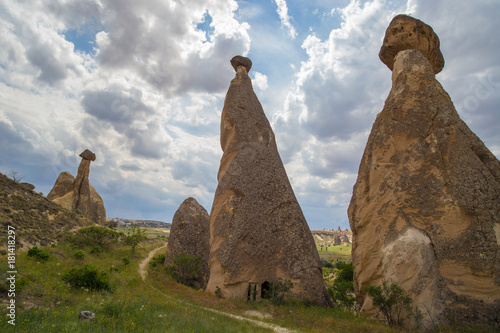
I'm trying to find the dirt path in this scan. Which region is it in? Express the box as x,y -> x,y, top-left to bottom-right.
139,243 -> 168,281
139,244 -> 295,333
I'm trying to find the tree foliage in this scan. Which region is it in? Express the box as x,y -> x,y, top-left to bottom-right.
365,280 -> 412,327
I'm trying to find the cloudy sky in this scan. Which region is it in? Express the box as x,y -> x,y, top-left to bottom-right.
1,0 -> 499,230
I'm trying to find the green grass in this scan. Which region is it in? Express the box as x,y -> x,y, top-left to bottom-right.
116,226 -> 169,239
0,240 -> 266,332
1,238 -> 495,332
317,245 -> 352,261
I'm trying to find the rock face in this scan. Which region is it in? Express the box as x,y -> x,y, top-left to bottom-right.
312,228 -> 352,247
379,15 -> 444,74
165,197 -> 210,289
205,56 -> 330,306
48,150 -> 106,224
349,24 -> 500,325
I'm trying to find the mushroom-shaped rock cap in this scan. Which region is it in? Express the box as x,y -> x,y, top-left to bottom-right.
379,15 -> 444,74
230,55 -> 252,73
79,149 -> 96,161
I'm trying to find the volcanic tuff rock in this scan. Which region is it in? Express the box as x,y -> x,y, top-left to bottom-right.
312,228 -> 352,247
379,14 -> 444,74
48,150 -> 106,224
205,56 -> 331,306
165,197 -> 210,289
349,31 -> 500,325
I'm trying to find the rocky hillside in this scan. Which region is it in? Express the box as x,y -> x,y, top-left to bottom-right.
311,227 -> 352,246
0,172 -> 92,249
108,217 -> 171,228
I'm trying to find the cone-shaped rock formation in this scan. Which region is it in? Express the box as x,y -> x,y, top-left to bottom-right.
165,197 -> 210,289
48,149 -> 106,224
349,15 -> 500,326
205,56 -> 330,306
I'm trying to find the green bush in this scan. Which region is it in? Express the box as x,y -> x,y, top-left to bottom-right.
149,254 -> 166,268
27,246 -> 51,262
364,280 -> 412,327
262,279 -> 294,305
90,246 -> 101,254
68,226 -> 120,249
122,257 -> 130,265
74,250 -> 85,260
101,300 -> 127,317
62,264 -> 112,291
327,261 -> 355,308
166,253 -> 202,288
124,223 -> 146,252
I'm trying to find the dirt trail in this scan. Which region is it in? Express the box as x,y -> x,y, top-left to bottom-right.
139,244 -> 294,333
139,243 -> 168,281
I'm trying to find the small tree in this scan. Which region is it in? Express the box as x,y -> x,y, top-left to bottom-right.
165,253 -> 202,288
365,280 -> 413,327
327,261 -> 355,308
8,170 -> 23,183
125,223 -> 146,252
262,279 -> 294,305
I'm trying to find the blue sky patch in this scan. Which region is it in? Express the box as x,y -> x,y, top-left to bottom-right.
196,11 -> 215,42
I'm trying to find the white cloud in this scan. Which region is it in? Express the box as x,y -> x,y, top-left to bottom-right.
274,0 -> 297,39
1,0 -> 499,230
252,71 -> 268,91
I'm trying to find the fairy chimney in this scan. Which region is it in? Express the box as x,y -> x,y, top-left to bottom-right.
349,15 -> 500,326
205,56 -> 331,306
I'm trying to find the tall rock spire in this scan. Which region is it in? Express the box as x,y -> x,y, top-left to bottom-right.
349,15 -> 500,326
206,56 -> 331,306
48,149 -> 106,225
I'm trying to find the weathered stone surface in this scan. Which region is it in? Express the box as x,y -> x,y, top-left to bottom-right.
78,311 -> 95,320
165,197 -> 210,289
349,49 -> 500,326
312,228 -> 352,247
230,55 -> 252,73
205,58 -> 331,306
79,149 -> 96,161
48,150 -> 106,224
379,14 -> 444,74
47,171 -> 74,200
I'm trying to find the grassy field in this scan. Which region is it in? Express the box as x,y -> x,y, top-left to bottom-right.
116,226 -> 169,239
317,245 -> 352,262
1,233 -> 495,332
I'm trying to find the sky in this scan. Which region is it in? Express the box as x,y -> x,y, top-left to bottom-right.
0,0 -> 499,230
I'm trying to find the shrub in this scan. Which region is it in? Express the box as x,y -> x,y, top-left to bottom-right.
166,253 -> 202,288
62,264 -> 112,291
322,259 -> 334,268
365,280 -> 412,327
262,279 -> 294,305
74,250 -> 85,260
122,257 -> 130,265
149,254 -> 166,268
101,300 -> 126,317
124,223 -> 146,252
215,286 -> 222,298
68,226 -> 120,249
27,246 -> 50,262
104,220 -> 118,230
90,246 -> 101,254
327,261 -> 355,308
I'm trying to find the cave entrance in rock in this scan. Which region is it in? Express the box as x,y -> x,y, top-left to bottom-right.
247,283 -> 257,301
261,281 -> 271,299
